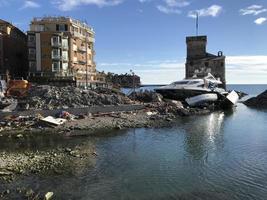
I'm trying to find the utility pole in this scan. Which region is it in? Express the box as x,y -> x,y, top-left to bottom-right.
130,69 -> 135,103
196,12 -> 199,36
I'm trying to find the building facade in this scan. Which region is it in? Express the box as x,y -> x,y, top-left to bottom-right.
27,17 -> 99,87
185,36 -> 226,87
0,19 -> 27,79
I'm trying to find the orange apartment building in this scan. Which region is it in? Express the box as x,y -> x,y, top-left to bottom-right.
27,16 -> 104,87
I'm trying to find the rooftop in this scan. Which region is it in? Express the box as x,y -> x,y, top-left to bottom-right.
32,16 -> 94,32
186,35 -> 207,42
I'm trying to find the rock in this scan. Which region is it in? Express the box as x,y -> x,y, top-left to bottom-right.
129,90 -> 163,103
165,99 -> 184,108
16,134 -> 23,138
166,118 -> 173,122
115,125 -> 122,130
25,188 -> 34,197
45,192 -> 54,200
244,90 -> 267,108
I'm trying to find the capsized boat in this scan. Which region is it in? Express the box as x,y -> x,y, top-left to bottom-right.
185,93 -> 218,107
154,73 -> 225,101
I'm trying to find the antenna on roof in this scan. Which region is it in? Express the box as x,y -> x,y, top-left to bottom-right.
196,12 -> 199,36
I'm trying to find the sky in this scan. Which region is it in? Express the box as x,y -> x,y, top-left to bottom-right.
0,0 -> 267,84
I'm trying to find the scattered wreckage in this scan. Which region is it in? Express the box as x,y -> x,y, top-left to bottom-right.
155,73 -> 239,108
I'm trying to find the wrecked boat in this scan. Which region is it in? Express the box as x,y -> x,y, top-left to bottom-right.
185,93 -> 218,107
219,90 -> 239,108
154,73 -> 225,101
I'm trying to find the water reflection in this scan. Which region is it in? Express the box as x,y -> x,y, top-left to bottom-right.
183,111 -> 232,160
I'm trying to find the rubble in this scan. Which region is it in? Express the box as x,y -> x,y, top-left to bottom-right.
17,85 -> 132,110
243,90 -> 267,108
128,90 -> 163,103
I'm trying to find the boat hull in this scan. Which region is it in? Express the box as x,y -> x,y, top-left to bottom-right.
154,88 -> 213,101
185,93 -> 218,106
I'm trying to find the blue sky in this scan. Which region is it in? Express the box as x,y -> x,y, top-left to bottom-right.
1,0 -> 267,84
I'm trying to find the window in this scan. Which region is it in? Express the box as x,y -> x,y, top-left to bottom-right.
52,62 -> 61,72
32,25 -> 44,32
56,24 -> 68,31
29,61 -> 36,70
172,81 -> 190,85
28,35 -> 35,42
62,38 -> 68,48
62,63 -> 68,70
28,48 -> 36,54
52,49 -> 60,59
51,36 -> 61,46
62,51 -> 68,60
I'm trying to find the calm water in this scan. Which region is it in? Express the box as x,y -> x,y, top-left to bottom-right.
1,85 -> 267,200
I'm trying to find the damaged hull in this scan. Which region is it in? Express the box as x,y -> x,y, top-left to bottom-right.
154,88 -> 214,101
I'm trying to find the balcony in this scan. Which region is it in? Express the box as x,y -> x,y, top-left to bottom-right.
62,44 -> 69,50
73,32 -> 85,39
28,54 -> 36,60
62,56 -> 69,62
28,41 -> 36,47
73,57 -> 78,63
51,42 -> 62,47
73,45 -> 77,51
78,60 -> 86,65
78,46 -> 86,52
88,37 -> 95,43
51,55 -> 61,60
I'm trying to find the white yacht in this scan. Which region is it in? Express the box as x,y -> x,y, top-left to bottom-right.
154,73 -> 226,101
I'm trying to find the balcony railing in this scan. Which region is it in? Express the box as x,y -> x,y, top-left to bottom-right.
28,41 -> 36,47
51,42 -> 62,47
51,55 -> 61,60
28,54 -> 36,60
62,44 -> 69,50
78,60 -> 86,65
62,56 -> 69,62
87,37 -> 95,43
78,46 -> 86,52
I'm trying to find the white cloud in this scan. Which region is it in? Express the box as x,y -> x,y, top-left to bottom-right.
52,0 -> 124,11
157,5 -> 181,14
99,56 -> 267,84
20,0 -> 40,9
226,55 -> 267,84
155,0 -> 190,15
164,0 -> 190,8
188,5 -> 222,18
254,17 -> 267,25
240,5 -> 267,16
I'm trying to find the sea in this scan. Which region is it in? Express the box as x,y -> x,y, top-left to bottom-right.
1,84 -> 267,200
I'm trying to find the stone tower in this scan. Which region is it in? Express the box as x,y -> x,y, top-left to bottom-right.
186,36 -> 207,60
185,35 -> 226,88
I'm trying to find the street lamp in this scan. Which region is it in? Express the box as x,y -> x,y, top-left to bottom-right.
130,69 -> 135,103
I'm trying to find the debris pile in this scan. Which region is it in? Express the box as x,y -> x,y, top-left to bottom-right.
244,90 -> 267,108
128,90 -> 163,103
18,85 -> 132,110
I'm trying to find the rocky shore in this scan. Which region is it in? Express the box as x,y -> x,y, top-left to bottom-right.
0,86 -> 237,198
0,138 -> 96,199
243,90 -> 267,109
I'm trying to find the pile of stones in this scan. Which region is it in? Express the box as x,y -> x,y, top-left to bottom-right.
18,85 -> 132,110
